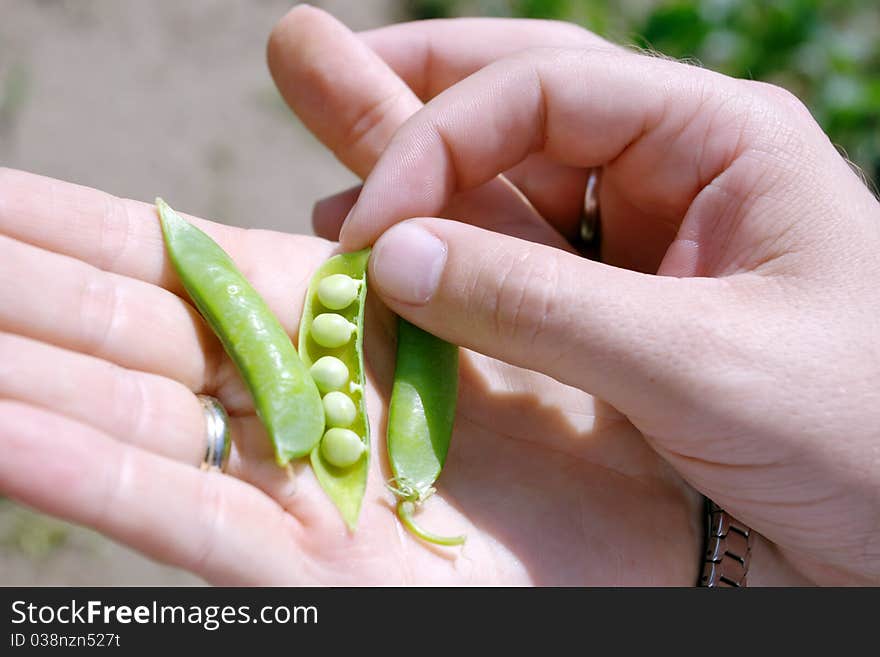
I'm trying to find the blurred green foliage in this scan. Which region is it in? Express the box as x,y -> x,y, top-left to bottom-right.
0,498 -> 69,559
404,0 -> 880,192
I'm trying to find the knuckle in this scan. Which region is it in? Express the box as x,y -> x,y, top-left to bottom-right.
188,476 -> 227,576
79,269 -> 121,357
743,81 -> 817,148
339,87 -> 406,156
711,80 -> 818,176
95,445 -> 135,531
478,245 -> 560,351
110,368 -> 149,448
746,80 -> 811,117
98,196 -> 134,272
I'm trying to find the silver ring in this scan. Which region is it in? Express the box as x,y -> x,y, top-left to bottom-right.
579,168 -> 601,244
197,394 -> 231,473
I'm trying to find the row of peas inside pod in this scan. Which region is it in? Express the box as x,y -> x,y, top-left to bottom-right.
298,250 -> 372,530
310,273 -> 367,468
301,250 -> 464,544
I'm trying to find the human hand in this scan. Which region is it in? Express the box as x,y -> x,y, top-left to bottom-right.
0,8 -> 709,586
267,7 -> 708,584
315,10 -> 880,584
0,161 -> 703,584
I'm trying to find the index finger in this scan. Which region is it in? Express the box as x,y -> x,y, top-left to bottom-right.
338,47 -> 787,250
266,5 -> 568,249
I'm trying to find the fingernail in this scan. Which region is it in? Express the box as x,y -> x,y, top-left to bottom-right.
371,222 -> 446,305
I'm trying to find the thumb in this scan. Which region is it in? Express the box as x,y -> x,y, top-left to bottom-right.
369,218 -> 733,420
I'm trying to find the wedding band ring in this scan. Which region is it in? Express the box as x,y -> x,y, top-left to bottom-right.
197,394 -> 231,473
580,168 -> 601,244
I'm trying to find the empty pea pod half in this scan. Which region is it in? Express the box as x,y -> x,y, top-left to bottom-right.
387,318 -> 465,546
298,249 -> 371,530
156,199 -> 325,465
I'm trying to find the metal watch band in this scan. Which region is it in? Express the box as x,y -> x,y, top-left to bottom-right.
700,499 -> 752,587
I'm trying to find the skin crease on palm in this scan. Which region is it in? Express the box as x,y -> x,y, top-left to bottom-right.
0,7 -> 878,586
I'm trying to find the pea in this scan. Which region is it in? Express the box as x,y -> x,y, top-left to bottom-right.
299,249 -> 371,530
317,274 -> 360,310
323,391 -> 357,428
310,356 -> 349,393
311,313 -> 357,348
320,428 -> 366,468
386,319 -> 465,546
156,199 -> 324,465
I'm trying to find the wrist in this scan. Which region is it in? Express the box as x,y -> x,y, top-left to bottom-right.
745,533 -> 815,586
756,540 -> 880,586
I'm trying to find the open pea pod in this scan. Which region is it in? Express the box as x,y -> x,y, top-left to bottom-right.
157,199 -> 324,465
299,249 -> 371,530
387,318 -> 464,546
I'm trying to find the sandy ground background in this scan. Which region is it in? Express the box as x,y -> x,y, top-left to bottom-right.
0,0 -> 397,586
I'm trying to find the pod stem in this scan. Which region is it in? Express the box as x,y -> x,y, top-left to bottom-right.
396,500 -> 466,547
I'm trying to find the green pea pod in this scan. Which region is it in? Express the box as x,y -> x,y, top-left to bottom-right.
299,249 -> 371,530
387,318 -> 464,546
157,199 -> 324,465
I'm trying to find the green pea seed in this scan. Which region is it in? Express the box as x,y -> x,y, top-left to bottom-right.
321,428 -> 365,468
317,274 -> 360,310
323,391 -> 357,428
310,356 -> 349,393
299,249 -> 371,530
311,313 -> 357,348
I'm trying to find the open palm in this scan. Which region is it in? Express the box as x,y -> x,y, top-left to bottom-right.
0,166 -> 699,585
